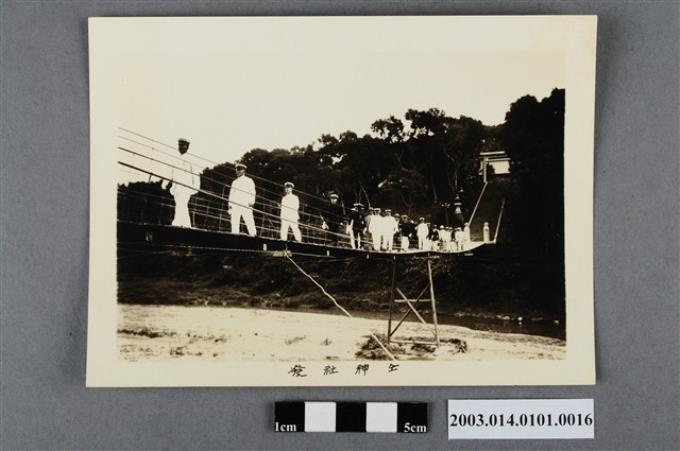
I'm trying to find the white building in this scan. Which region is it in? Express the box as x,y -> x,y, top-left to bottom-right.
479,150 -> 510,182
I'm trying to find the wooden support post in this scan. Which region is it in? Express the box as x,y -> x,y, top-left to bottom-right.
386,256 -> 440,347
387,257 -> 397,344
396,287 -> 437,341
427,258 -> 440,346
388,309 -> 412,338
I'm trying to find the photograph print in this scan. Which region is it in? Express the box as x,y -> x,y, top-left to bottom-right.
87,16 -> 597,386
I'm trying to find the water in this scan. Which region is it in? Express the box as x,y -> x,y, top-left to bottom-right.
436,313 -> 564,340
265,306 -> 564,340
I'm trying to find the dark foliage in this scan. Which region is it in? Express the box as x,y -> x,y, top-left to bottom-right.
117,181 -> 175,225
500,88 -> 565,308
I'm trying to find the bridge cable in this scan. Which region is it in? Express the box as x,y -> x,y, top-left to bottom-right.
117,145 -> 346,223
118,126 -> 333,204
284,253 -> 396,361
118,160 -> 351,240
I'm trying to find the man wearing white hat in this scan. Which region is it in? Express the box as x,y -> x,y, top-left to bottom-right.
280,182 -> 302,242
382,209 -> 398,251
321,193 -> 345,246
228,163 -> 257,236
454,227 -> 464,251
368,208 -> 382,251
348,203 -> 366,249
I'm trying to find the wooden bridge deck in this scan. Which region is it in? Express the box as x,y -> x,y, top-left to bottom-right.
118,221 -> 487,260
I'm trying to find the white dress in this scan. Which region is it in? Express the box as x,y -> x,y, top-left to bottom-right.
170,160 -> 197,228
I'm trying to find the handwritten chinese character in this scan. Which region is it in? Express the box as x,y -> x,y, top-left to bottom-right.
323,365 -> 338,376
388,363 -> 399,372
288,364 -> 307,377
355,364 -> 369,375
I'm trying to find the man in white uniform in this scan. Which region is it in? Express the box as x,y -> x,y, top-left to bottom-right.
454,227 -> 464,251
166,138 -> 197,228
416,217 -> 429,250
368,208 -> 382,251
280,181 -> 302,242
382,209 -> 398,251
439,225 -> 450,250
228,163 -> 257,236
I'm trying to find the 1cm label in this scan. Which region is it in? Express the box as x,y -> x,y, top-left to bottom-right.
275,422 -> 298,432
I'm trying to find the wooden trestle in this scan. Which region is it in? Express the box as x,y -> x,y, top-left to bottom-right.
387,256 -> 441,347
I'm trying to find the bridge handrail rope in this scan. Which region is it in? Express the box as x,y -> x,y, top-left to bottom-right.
118,126 -> 334,205
118,146 -> 344,222
493,199 -> 505,243
467,181 -> 487,225
119,160 -> 352,241
117,146 -> 349,226
117,145 -> 347,223
118,187 -> 414,252
117,179 -> 330,229
118,179 -> 441,253
119,135 -> 343,221
284,254 -> 396,361
117,190 -> 347,246
117,177 -> 351,246
118,190 -> 337,245
118,188 -> 411,251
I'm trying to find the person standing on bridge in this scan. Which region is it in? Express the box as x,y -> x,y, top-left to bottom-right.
165,138 -> 197,228
439,225 -> 450,250
228,163 -> 257,236
454,227 -> 464,251
348,203 -> 366,249
430,225 -> 440,250
382,209 -> 398,251
399,214 -> 412,251
368,207 -> 382,250
279,182 -> 301,242
321,193 -> 345,246
416,217 -> 429,250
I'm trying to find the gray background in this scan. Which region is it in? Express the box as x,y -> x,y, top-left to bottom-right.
1,0 -> 678,449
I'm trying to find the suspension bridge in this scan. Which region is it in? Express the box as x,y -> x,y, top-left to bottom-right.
115,127 -> 507,357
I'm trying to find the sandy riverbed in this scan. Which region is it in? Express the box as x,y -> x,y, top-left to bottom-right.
118,304 -> 565,362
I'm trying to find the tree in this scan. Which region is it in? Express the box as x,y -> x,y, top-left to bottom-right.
371,116 -> 405,143
502,88 -> 565,257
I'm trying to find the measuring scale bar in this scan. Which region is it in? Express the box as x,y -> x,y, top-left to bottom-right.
275,401 -> 427,433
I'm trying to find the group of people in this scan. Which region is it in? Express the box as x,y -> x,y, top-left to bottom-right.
348,207 -> 474,252
164,138 -> 479,252
425,223 -> 473,252
289,197 -> 476,253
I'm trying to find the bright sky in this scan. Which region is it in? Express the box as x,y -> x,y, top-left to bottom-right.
102,18 -> 564,168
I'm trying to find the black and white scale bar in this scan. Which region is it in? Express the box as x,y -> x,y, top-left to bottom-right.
275,402 -> 427,433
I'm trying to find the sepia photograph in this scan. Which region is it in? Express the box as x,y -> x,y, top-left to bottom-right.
87,16 -> 596,386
